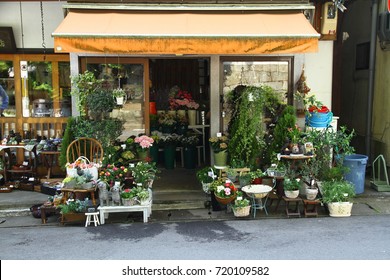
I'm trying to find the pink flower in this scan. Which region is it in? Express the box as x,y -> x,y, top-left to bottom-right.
224,188 -> 231,196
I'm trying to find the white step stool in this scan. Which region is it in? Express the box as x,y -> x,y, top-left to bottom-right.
85,212 -> 100,227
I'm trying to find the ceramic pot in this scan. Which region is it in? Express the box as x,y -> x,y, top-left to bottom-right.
285,190 -> 299,199
213,151 -> 227,167
306,188 -> 318,200
327,202 -> 353,217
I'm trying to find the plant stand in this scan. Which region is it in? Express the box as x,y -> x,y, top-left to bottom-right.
283,196 -> 302,218
371,154 -> 390,192
303,199 -> 321,218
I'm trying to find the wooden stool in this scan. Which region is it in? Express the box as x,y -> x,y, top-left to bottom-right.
283,196 -> 302,218
85,212 -> 100,227
303,199 -> 321,217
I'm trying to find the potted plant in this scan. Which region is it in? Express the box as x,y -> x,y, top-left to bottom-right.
209,134 -> 228,167
134,134 -> 154,161
249,169 -> 266,184
129,161 -> 159,188
225,167 -> 238,182
283,177 -> 301,199
113,88 -> 126,105
213,180 -> 237,205
196,166 -> 216,194
120,188 -> 138,206
180,134 -> 199,169
134,186 -> 150,205
232,191 -> 251,217
57,198 -> 88,223
158,112 -> 177,133
159,133 -> 180,169
321,180 -> 355,217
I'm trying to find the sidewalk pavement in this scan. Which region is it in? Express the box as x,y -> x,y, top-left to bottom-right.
0,179 -> 389,228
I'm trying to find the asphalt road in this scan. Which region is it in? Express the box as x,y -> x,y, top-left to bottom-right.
1,215 -> 389,260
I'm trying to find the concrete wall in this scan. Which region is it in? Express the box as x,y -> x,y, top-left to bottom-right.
0,1 -> 64,49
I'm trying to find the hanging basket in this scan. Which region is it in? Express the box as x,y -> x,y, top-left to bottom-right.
233,205 -> 251,217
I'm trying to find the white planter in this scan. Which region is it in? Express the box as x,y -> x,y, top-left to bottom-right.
285,190 -> 299,199
116,96 -> 124,105
306,188 -> 318,200
327,202 -> 353,217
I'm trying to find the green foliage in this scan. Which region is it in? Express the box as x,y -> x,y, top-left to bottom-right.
269,105 -> 296,155
86,89 -> 115,120
196,166 -> 216,183
321,180 -> 355,203
57,199 -> 88,214
70,70 -> 103,115
283,178 -> 301,191
71,117 -> 124,150
59,117 -> 75,169
227,86 -> 268,168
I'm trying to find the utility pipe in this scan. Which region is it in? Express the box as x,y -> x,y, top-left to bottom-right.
366,0 -> 378,162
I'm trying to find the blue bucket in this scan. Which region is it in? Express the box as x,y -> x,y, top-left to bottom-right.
343,154 -> 368,194
306,111 -> 333,127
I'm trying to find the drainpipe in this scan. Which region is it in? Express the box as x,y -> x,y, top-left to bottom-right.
366,0 -> 378,161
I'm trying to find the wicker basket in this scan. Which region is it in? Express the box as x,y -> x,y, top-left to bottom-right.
214,194 -> 237,205
233,205 -> 251,217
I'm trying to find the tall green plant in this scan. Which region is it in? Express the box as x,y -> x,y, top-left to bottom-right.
269,105 -> 296,155
59,117 -> 75,169
227,86 -> 267,168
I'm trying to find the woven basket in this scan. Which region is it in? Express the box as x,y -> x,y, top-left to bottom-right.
214,194 -> 237,205
233,205 -> 251,217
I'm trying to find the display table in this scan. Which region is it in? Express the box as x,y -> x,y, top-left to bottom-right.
61,186 -> 97,206
283,196 -> 302,218
242,184 -> 273,218
98,201 -> 152,224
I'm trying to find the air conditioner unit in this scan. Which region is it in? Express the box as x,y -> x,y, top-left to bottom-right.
378,11 -> 390,42
321,2 -> 338,35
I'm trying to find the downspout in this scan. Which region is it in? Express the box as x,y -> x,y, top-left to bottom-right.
366,0 -> 378,161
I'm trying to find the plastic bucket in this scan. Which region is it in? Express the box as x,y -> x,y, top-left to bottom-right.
306,111 -> 333,128
343,154 -> 368,194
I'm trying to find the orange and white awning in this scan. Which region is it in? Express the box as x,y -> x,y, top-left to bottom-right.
53,10 -> 320,55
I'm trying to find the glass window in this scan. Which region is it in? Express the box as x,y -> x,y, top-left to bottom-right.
21,60 -> 71,118
222,59 -> 292,132
0,60 -> 16,117
84,61 -> 145,138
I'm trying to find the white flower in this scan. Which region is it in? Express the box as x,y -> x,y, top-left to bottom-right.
216,185 -> 224,192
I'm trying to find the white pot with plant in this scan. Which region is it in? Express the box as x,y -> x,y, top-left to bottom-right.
283,178 -> 300,199
321,180 -> 355,217
113,88 -> 126,105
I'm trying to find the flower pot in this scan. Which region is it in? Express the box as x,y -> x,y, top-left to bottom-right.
177,110 -> 186,117
214,193 -> 237,205
233,205 -> 251,217
163,144 -> 176,169
188,109 -> 197,125
149,145 -> 159,163
327,202 -> 353,217
210,191 -> 226,211
137,150 -> 149,161
306,188 -> 318,200
116,96 -> 124,105
183,146 -> 196,169
213,151 -> 227,167
284,190 -> 299,199
122,197 -> 138,206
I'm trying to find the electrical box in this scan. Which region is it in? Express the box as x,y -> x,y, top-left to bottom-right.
321,2 -> 338,35
378,11 -> 390,42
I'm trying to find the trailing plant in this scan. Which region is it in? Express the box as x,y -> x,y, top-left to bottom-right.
70,70 -> 103,116
227,85 -> 267,168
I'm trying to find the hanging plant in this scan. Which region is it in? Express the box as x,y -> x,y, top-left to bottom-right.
227,86 -> 267,168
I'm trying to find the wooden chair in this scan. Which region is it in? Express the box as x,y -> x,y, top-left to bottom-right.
66,137 -> 104,164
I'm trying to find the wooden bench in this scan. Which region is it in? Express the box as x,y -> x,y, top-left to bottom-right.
98,201 -> 152,224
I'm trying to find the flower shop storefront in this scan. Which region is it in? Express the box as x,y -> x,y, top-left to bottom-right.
53,7 -> 319,147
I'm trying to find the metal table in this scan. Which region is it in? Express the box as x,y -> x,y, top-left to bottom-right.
242,184 -> 273,218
